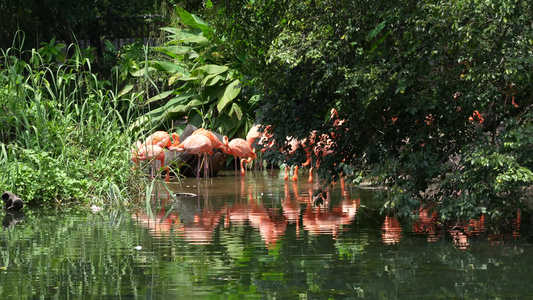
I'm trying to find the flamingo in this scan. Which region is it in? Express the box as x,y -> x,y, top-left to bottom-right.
144,131 -> 172,148
192,128 -> 225,150
142,131 -> 179,179
131,142 -> 170,182
170,134 -> 213,179
246,124 -> 265,147
247,124 -> 276,173
284,136 -> 303,182
223,136 -> 257,175
191,128 -> 227,177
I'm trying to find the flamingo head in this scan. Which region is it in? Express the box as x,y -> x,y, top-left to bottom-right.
222,136 -> 230,153
170,133 -> 180,147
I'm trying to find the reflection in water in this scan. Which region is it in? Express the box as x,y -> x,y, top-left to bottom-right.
176,208 -> 224,244
410,206 -> 523,250
133,173 -> 361,247
303,193 -> 359,237
132,173 -> 525,254
2,210 -> 24,230
382,216 -> 402,245
412,205 -> 441,242
1,170 -> 532,299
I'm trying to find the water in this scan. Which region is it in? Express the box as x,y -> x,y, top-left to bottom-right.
0,169 -> 532,299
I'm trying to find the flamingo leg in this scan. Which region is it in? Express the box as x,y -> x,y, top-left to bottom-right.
291,165 -> 299,182
241,157 -> 253,176
204,153 -> 208,179
197,154 -> 201,180
159,157 -> 169,182
240,158 -> 246,176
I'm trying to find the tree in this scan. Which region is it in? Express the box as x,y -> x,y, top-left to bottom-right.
207,0 -> 533,220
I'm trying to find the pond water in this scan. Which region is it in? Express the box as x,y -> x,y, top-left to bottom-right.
1,169 -> 532,299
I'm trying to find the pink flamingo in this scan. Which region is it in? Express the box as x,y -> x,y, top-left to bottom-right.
191,128 -> 226,177
302,131 -> 335,183
246,124 -> 275,151
131,142 -> 170,182
192,128 -> 225,151
170,134 -> 213,179
144,131 -> 173,148
284,137 -> 304,182
247,124 -> 276,173
223,136 -> 257,175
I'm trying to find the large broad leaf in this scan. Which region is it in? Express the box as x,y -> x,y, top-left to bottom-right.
216,79 -> 241,112
132,93 -> 200,129
229,102 -> 243,120
164,91 -> 197,107
117,84 -> 134,98
178,74 -> 199,82
193,64 -> 229,75
161,27 -> 181,35
366,21 -> 386,41
152,61 -> 187,74
176,6 -> 214,39
153,45 -> 191,57
145,90 -> 175,105
202,74 -> 224,86
161,27 -> 209,47
165,98 -> 206,115
179,35 -> 209,47
129,108 -> 167,131
131,67 -> 157,77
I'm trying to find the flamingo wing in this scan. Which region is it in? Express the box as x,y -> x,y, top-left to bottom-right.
145,131 -> 171,148
172,135 -> 213,155
192,128 -> 224,149
229,139 -> 257,159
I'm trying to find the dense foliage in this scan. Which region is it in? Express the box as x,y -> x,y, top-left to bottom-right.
126,7 -> 259,138
0,38 -> 144,205
202,0 -> 533,220
1,0 -> 532,220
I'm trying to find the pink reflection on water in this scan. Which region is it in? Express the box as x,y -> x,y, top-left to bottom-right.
176,208 -> 224,245
382,216 -> 402,245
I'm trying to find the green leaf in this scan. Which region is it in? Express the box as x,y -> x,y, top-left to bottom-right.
130,67 -> 157,77
117,84 -> 134,98
193,64 -> 229,75
202,74 -> 224,86
153,45 -> 191,57
146,90 -> 175,105
161,27 -> 209,46
179,35 -> 209,47
164,91 -> 197,107
217,79 -> 241,112
152,60 -> 187,74
366,21 -> 386,41
230,103 -> 243,120
176,6 -> 214,39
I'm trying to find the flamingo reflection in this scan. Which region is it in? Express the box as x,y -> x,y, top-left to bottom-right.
412,206 -> 441,242
176,208 -> 224,245
302,188 -> 359,237
382,216 -> 402,245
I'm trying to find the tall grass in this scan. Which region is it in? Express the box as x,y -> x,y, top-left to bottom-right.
0,37 -> 149,206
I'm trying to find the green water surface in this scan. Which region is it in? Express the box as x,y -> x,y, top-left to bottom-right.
0,170 -> 531,299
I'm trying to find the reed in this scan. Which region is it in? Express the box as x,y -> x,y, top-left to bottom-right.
0,38 -> 156,206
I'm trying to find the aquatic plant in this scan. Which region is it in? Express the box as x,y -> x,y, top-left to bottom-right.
0,34 -> 149,206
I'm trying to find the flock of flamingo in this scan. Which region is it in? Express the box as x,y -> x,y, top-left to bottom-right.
130,127 -> 257,180
130,109 -> 344,182
133,180 -> 522,249
134,180 -> 360,248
